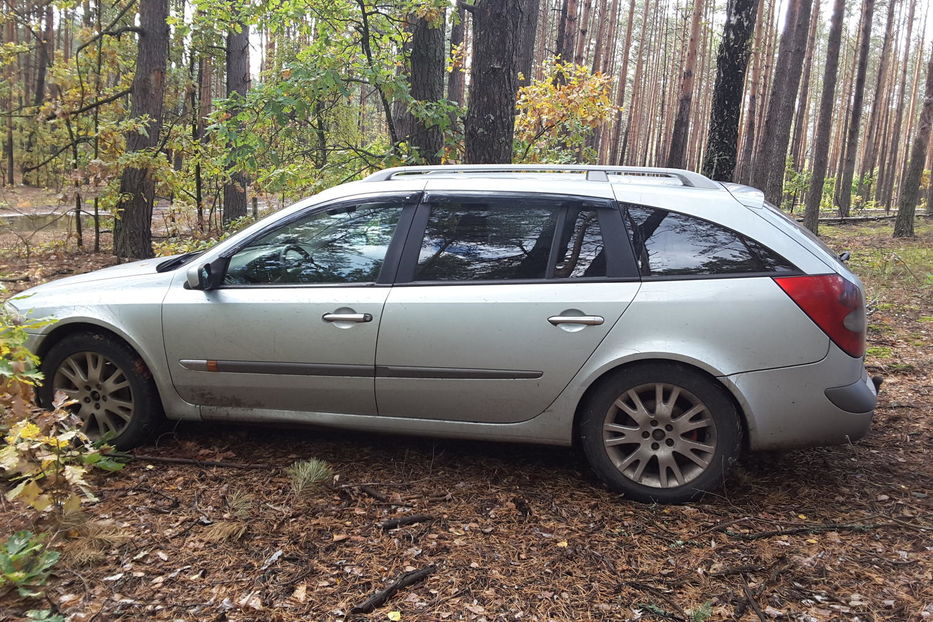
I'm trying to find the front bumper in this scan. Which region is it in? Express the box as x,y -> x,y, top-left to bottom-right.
721,347 -> 876,451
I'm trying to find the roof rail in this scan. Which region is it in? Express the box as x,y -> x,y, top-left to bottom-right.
362,165 -> 721,190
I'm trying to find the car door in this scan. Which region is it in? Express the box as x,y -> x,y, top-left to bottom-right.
161,193 -> 417,416
375,191 -> 641,423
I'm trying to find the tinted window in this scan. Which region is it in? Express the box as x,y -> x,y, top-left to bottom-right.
414,198 -> 561,281
554,207 -> 606,278
622,204 -> 796,276
225,201 -> 403,285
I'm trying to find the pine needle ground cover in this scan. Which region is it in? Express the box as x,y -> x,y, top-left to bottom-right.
0,221 -> 930,621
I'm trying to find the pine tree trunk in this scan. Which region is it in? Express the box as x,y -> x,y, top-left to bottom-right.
790,0 -> 819,170
33,4 -> 53,107
666,0 -> 704,168
516,0 -> 540,85
893,45 -> 933,238
750,0 -> 812,204
836,0 -> 875,217
113,0 -> 169,259
858,0 -> 898,201
464,0 -> 525,164
575,0 -> 593,65
409,14 -> 445,164
701,0 -> 759,181
4,16 -> 14,185
802,0 -> 846,233
733,0 -> 766,184
879,0 -> 916,209
223,17 -> 250,225
448,5 -> 466,107
555,0 -> 578,63
608,0 -> 636,165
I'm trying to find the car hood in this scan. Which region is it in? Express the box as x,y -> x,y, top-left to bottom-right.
35,256 -> 175,289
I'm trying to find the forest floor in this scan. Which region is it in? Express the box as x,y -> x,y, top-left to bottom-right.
0,221 -> 931,622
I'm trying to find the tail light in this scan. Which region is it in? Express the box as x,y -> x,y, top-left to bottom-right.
773,274 -> 866,358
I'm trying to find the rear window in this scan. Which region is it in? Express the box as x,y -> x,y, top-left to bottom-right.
622,203 -> 797,277
762,201 -> 847,272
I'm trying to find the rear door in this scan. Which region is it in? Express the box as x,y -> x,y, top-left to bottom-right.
375,191 -> 641,423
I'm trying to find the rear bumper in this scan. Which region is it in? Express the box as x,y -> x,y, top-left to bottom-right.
825,369 -> 878,414
721,347 -> 876,451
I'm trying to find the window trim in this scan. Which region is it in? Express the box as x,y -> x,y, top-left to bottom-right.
216,192 -> 421,289
393,191 -> 635,285
617,201 -> 801,279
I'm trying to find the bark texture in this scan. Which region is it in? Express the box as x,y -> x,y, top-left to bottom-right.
836,0 -> 875,217
409,14 -> 445,164
802,0 -> 846,234
701,0 -> 758,181
893,46 -> 933,238
464,0 -> 525,164
666,0 -> 704,168
223,18 -> 250,225
113,0 -> 169,259
447,6 -> 465,107
751,0 -> 812,204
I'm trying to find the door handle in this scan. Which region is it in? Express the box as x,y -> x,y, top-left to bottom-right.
548,315 -> 604,326
323,312 -> 373,323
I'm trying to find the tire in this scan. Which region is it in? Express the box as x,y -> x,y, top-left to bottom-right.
38,332 -> 163,449
578,362 -> 742,504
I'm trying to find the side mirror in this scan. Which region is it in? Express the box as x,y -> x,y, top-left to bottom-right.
185,258 -> 228,291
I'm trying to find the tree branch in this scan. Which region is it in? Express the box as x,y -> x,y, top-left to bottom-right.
47,88 -> 132,120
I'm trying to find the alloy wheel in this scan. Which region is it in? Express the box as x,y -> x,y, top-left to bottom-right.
53,351 -> 135,439
602,382 -> 717,488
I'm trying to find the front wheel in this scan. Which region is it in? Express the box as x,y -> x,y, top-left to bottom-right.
578,363 -> 742,503
39,333 -> 162,449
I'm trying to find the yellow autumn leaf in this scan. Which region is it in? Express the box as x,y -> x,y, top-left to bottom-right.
6,420 -> 42,443
556,540 -> 569,548
387,611 -> 402,621
63,493 -> 82,514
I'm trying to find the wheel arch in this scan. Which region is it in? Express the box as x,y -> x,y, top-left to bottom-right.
36,320 -> 160,406
571,357 -> 751,450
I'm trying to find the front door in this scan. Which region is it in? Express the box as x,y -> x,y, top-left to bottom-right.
162,195 -> 414,415
375,192 -> 640,423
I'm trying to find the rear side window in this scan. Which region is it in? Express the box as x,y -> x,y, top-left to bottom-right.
554,206 -> 606,278
414,199 -> 559,281
412,196 -> 611,282
621,204 -> 796,277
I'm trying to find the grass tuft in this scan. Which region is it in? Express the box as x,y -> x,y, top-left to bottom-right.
286,458 -> 334,497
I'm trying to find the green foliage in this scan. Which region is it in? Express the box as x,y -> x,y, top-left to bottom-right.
1,408 -> 125,516
0,531 -> 60,598
820,176 -> 837,212
1,306 -> 125,517
691,601 -> 714,622
514,58 -> 615,163
25,611 -> 65,622
0,306 -> 47,392
286,458 -> 334,496
782,158 -> 810,212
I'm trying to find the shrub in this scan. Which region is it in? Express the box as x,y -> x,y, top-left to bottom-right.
0,531 -> 59,598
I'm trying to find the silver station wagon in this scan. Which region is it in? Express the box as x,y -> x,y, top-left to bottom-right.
7,165 -> 877,503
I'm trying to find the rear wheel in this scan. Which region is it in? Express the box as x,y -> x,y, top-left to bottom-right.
39,333 -> 162,449
578,363 -> 742,503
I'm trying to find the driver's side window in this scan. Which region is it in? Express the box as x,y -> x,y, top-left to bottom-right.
224,200 -> 404,285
